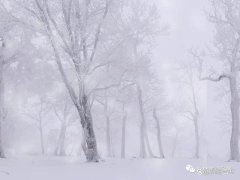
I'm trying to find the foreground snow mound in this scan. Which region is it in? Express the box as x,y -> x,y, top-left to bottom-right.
0,157 -> 239,180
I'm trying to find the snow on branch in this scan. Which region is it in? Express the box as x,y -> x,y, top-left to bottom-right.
190,50 -> 231,82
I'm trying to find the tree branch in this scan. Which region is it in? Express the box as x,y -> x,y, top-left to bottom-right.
190,50 -> 231,82
34,0 -> 79,108
88,0 -> 111,63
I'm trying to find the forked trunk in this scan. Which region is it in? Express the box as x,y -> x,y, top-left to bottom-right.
45,28 -> 99,162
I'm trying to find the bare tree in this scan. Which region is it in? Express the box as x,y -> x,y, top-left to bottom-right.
188,73 -> 200,159
52,98 -> 75,156
117,1 -> 167,158
0,4 -> 14,158
17,0 -> 113,161
191,0 -> 240,161
177,61 -> 200,158
0,35 -> 18,158
94,90 -> 114,157
25,98 -> 50,154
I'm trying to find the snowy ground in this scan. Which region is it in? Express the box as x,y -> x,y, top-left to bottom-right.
0,157 -> 239,180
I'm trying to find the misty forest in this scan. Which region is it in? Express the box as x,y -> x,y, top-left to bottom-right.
0,0 -> 240,179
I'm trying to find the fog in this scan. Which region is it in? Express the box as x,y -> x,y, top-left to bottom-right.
0,0 -> 239,179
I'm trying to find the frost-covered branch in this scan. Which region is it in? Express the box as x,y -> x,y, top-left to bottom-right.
190,50 -> 231,82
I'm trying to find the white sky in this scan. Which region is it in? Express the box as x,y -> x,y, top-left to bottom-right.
155,0 -> 213,62
150,0 -> 213,103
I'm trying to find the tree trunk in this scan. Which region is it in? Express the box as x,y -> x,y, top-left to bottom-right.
136,84 -> 154,158
0,55 -> 5,158
54,102 -> 68,156
105,113 -> 112,157
59,126 -> 67,156
39,120 -> 45,155
229,71 -> 239,161
139,120 -> 146,158
45,26 -> 99,162
104,94 -> 113,157
153,109 -> 164,158
172,130 -> 179,157
121,112 -> 127,158
193,115 -> 199,158
55,124 -> 67,156
190,84 -> 200,159
144,129 -> 154,157
79,94 -> 99,162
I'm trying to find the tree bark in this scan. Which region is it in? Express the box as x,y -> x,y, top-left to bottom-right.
79,94 -> 99,162
153,109 -> 164,158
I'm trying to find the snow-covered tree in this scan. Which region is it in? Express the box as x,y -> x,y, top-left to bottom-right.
0,5 -> 21,158
14,0 -> 116,161
192,0 -> 240,161
112,1 -> 167,158
176,60 -> 201,158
